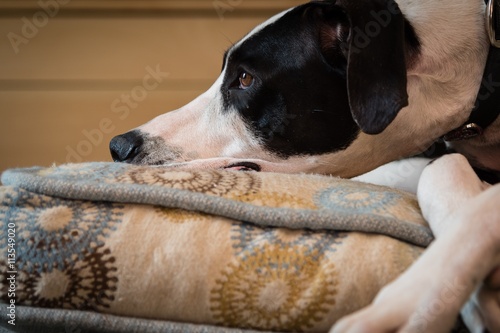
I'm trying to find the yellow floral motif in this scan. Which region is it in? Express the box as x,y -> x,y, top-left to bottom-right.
210,244 -> 337,331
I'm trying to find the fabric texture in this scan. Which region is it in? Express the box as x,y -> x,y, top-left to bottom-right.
0,304 -> 269,333
0,163 -> 431,332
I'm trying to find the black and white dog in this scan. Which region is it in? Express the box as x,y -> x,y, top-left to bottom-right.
110,0 -> 500,332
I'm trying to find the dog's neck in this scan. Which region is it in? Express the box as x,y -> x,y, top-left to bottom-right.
444,0 -> 500,142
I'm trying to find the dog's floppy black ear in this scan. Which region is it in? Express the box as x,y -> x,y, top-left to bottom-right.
328,0 -> 409,134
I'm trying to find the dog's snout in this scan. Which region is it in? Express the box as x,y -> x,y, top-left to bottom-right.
109,130 -> 143,162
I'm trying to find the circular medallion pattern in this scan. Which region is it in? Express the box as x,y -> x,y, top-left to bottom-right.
210,244 -> 338,331
117,168 -> 261,198
316,182 -> 401,214
0,188 -> 123,273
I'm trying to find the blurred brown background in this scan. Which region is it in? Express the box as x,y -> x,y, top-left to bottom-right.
0,0 -> 303,174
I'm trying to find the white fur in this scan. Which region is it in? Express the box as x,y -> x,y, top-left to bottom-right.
136,0 -> 496,180
138,75 -> 262,162
353,157 -> 431,193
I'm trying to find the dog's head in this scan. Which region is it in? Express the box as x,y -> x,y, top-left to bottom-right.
110,0 -> 423,177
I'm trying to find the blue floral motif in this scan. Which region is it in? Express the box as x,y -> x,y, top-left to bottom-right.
315,183 -> 401,215
231,222 -> 347,261
0,187 -> 123,274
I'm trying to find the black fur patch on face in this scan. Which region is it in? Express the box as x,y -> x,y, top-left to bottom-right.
220,3 -> 359,158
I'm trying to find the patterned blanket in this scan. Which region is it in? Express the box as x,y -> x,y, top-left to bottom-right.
0,163 -> 431,332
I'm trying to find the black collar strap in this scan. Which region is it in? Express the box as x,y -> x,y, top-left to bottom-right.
444,0 -> 500,141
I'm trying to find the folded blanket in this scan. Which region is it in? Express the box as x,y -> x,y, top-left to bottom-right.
0,163 -> 431,332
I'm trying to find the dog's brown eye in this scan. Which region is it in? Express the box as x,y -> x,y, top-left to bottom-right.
239,72 -> 254,89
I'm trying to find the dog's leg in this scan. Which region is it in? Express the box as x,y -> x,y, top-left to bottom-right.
353,157 -> 432,193
331,154 -> 500,333
459,183 -> 500,333
419,155 -> 500,333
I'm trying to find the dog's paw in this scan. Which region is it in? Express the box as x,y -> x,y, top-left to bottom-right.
463,266 -> 500,333
331,181 -> 500,333
329,273 -> 465,333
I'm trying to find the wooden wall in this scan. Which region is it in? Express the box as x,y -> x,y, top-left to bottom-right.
0,0 -> 303,173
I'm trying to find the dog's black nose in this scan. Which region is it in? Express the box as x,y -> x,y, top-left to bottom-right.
109,130 -> 143,162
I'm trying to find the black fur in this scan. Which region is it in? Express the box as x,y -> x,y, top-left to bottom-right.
220,0 -> 420,158
221,3 -> 357,157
